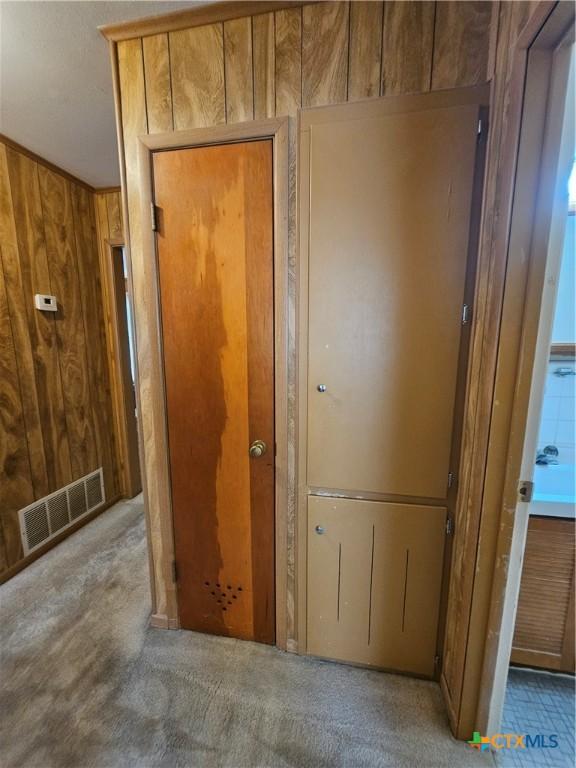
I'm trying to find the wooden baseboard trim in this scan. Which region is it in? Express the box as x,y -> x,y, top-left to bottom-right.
0,495 -> 123,585
150,613 -> 179,630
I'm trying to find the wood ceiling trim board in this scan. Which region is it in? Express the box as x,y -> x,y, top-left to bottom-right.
100,1 -> 315,43
0,134 -> 95,193
94,186 -> 122,195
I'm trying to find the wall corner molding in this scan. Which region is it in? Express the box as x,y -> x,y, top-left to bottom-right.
99,1 -> 313,42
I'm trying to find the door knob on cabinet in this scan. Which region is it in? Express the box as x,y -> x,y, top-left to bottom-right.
315,525 -> 325,534
317,384 -> 327,392
249,439 -> 267,458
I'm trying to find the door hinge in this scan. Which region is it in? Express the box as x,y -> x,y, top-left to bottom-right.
434,654 -> 441,670
517,480 -> 534,503
447,471 -> 455,490
462,303 -> 471,325
477,118 -> 483,137
446,517 -> 454,536
172,559 -> 178,583
151,202 -> 158,232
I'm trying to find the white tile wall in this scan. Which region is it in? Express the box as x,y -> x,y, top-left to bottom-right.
537,361 -> 576,465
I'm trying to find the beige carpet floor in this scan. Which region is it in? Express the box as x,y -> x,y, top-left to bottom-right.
0,497 -> 493,768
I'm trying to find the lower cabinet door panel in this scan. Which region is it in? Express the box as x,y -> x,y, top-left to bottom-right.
307,496 -> 446,676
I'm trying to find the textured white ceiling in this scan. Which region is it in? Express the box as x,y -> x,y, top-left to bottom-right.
0,1 -> 196,187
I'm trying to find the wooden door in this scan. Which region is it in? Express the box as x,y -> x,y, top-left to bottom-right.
153,140 -> 275,644
306,104 -> 481,499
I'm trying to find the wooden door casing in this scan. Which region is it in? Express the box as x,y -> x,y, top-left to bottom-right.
153,140 -> 275,643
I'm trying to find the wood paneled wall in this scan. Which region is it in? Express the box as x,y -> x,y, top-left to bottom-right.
110,0 -> 497,638
0,140 -> 121,576
94,189 -> 123,244
93,189 -> 142,501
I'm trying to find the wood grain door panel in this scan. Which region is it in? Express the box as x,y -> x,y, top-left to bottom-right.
307,496 -> 446,676
306,104 -> 481,499
153,140 -> 275,643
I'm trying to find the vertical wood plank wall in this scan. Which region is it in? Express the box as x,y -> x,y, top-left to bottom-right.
93,189 -> 130,499
112,0 -> 498,638
94,190 -> 124,244
0,140 -> 121,576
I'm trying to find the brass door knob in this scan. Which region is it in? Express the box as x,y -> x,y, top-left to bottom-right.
249,439 -> 267,458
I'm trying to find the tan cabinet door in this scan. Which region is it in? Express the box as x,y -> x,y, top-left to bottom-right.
306,104 -> 481,499
307,496 -> 446,676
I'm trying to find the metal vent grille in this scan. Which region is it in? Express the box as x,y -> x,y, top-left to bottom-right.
86,474 -> 103,509
47,491 -> 69,533
18,468 -> 105,555
23,504 -> 50,549
68,481 -> 87,521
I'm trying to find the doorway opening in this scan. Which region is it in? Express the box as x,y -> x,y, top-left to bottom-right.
106,240 -> 141,500
481,14 -> 575,763
500,149 -> 575,765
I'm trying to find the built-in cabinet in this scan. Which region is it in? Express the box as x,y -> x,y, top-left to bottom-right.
299,91 -> 487,675
308,497 -> 446,676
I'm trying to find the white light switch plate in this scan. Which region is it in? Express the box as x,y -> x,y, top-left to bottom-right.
34,294 -> 57,311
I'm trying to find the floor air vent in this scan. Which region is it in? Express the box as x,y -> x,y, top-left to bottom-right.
18,468 -> 105,556
69,481 -> 88,521
47,491 -> 69,533
86,473 -> 103,509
